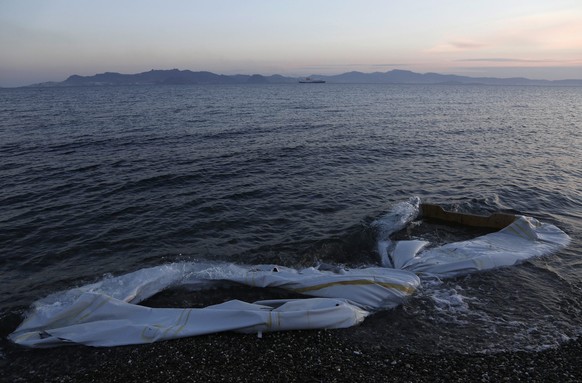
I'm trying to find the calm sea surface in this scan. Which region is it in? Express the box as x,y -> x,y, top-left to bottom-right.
1,83 -> 581,353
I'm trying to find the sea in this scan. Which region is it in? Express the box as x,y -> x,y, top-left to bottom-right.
0,83 -> 581,354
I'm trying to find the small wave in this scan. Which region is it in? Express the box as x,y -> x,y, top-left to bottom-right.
371,197 -> 420,267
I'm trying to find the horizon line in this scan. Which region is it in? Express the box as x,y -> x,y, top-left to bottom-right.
3,67 -> 582,88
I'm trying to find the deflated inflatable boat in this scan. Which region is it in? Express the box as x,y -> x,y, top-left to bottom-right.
9,198 -> 570,347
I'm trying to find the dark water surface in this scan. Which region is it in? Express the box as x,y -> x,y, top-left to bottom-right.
1,83 -> 581,353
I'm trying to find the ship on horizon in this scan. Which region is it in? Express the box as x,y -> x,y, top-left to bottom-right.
298,77 -> 325,83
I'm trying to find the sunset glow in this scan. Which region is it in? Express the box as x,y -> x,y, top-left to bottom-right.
1,0 -> 581,86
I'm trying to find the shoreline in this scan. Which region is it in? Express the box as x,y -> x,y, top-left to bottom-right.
3,330 -> 582,382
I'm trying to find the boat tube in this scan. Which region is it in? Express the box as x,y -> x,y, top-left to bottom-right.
378,200 -> 571,278
9,263 -> 419,347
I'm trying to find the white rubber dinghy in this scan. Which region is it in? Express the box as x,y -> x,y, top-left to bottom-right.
9,198 -> 571,348
9,264 -> 420,347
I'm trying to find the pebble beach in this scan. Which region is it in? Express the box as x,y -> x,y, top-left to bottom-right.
3,329 -> 582,382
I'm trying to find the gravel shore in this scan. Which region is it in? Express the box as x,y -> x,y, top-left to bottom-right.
3,266 -> 581,382
3,328 -> 582,382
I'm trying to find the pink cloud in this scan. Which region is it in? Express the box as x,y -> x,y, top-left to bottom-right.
427,40 -> 488,53
450,40 -> 488,49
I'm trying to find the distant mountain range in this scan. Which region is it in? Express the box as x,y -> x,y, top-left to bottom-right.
30,69 -> 582,87
32,70 -> 297,87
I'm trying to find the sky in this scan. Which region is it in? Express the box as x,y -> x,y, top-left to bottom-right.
1,0 -> 581,87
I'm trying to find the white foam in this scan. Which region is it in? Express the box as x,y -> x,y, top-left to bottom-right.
372,196 -> 420,267
414,277 -> 582,353
372,196 -> 420,241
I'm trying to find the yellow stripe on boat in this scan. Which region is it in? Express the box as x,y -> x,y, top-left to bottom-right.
291,279 -> 415,294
